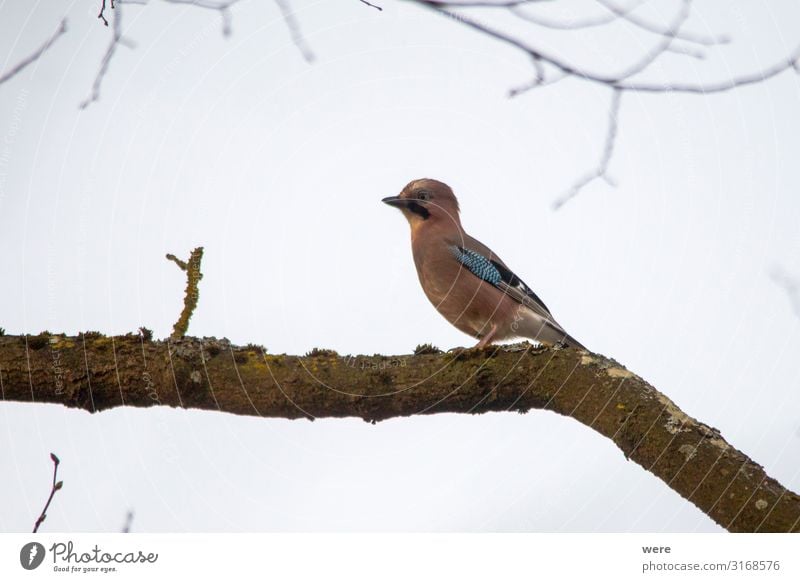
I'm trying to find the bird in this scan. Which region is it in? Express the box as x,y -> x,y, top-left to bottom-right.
383,178 -> 586,350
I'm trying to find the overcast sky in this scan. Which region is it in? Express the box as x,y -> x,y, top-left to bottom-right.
1,0 -> 799,532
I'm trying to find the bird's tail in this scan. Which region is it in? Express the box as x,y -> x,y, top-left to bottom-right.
538,320 -> 587,350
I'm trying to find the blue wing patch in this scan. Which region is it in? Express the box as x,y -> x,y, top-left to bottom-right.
450,245 -> 551,315
450,246 -> 502,285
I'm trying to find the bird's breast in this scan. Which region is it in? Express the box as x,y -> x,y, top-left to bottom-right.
412,242 -> 517,338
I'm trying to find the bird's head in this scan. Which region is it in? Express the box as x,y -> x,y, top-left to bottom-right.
382,179 -> 461,230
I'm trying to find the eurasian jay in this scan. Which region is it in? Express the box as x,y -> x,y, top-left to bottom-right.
383,178 -> 585,350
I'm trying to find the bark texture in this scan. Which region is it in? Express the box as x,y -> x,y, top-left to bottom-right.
1,332 -> 798,533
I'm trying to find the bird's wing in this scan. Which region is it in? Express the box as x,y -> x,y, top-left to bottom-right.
449,242 -> 556,324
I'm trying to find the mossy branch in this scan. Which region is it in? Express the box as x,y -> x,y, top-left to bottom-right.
166,247 -> 204,339
0,333 -> 798,532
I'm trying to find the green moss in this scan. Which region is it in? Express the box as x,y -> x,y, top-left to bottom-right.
414,343 -> 442,355
305,348 -> 338,358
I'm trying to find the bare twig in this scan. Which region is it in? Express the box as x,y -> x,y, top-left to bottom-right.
553,89 -> 622,210
0,19 -> 68,86
609,0 -> 692,82
274,0 -> 315,62
358,0 -> 383,10
771,267 -> 800,319
414,1 -> 800,94
32,453 -> 63,533
121,510 -> 134,533
80,4 -> 136,109
409,0 -> 800,208
419,0 -> 550,6
164,0 -> 243,37
620,46 -> 800,93
510,0 -> 649,31
166,247 -> 204,339
98,0 -> 115,27
596,0 -> 729,47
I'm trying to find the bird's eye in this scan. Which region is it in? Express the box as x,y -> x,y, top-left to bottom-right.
417,191 -> 431,201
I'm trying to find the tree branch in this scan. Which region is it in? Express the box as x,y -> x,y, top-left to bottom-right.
274,0 -> 315,62
553,88 -> 621,210
408,0 -> 800,209
595,0 -> 729,47
32,452 -> 63,533
0,19 -> 68,87
771,267 -> 800,319
163,0 -> 243,37
80,3 -> 135,109
1,333 -> 798,532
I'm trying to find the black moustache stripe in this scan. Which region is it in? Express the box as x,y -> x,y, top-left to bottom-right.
407,201 -> 430,219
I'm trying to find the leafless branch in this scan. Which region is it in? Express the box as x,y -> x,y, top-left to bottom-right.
358,0 -> 383,10
164,0 -> 243,37
121,510 -> 135,533
409,0 -> 800,208
420,0 -> 551,7
274,0 -> 315,62
771,267 -> 800,319
0,19 -> 68,86
553,88 -> 621,210
510,0 -> 648,31
80,4 -> 137,109
98,0 -> 115,27
609,0 -> 691,82
32,453 -> 63,533
596,0 -> 729,47
620,45 -> 800,93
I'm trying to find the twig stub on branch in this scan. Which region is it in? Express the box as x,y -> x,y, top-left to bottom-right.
166,247 -> 205,339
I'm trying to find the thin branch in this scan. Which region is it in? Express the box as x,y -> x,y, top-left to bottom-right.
620,45 -> 800,93
553,88 -> 622,210
98,0 -> 115,27
80,4 -> 135,109
274,0 -> 315,62
32,453 -> 63,533
510,0 -> 649,31
0,19 -> 68,86
166,247 -> 205,339
666,42 -> 706,60
413,1 -> 800,94
121,510 -> 134,533
771,267 -> 800,319
609,0 -> 692,83
358,0 -> 383,10
419,0 -> 551,6
596,0 -> 729,47
410,0 -> 800,210
164,0 -> 243,37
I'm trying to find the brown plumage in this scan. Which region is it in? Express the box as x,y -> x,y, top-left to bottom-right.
383,178 -> 585,349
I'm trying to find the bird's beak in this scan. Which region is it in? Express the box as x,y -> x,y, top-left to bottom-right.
382,195 -> 409,208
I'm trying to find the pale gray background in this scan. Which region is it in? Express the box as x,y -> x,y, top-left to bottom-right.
0,0 -> 799,532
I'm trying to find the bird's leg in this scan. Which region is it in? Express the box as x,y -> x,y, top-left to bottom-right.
474,324 -> 499,349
